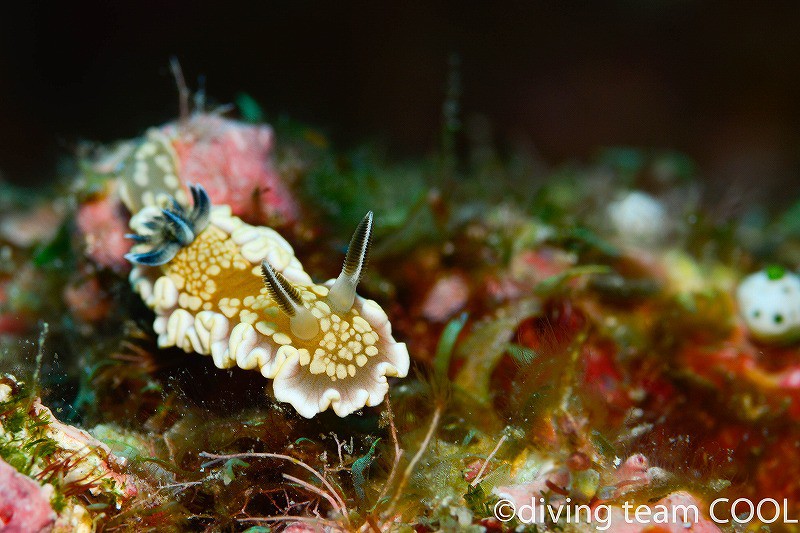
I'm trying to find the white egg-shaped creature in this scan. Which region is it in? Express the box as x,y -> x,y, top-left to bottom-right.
608,190 -> 668,247
737,268 -> 800,343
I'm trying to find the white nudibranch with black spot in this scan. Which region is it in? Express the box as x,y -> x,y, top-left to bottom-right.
120,131 -> 409,417
737,267 -> 800,344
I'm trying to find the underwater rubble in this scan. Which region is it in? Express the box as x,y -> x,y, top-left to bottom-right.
1,102 -> 800,532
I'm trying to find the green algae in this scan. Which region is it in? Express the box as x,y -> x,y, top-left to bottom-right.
2,102 -> 800,531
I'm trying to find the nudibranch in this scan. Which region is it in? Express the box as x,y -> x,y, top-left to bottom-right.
737,267 -> 800,344
120,129 -> 409,417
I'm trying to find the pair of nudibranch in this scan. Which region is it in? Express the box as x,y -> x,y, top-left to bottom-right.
121,130 -> 409,417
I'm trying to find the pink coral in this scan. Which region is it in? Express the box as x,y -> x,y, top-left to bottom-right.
75,185 -> 132,274
0,202 -> 64,248
612,453 -> 652,497
602,491 -> 721,532
421,272 -> 470,322
164,114 -> 299,226
0,457 -> 56,533
63,273 -> 113,325
493,467 -> 571,513
31,400 -> 137,501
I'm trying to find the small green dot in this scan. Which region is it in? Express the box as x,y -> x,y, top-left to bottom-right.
766,265 -> 786,280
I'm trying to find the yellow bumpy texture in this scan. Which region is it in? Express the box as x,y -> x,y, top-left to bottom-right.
129,205 -> 410,418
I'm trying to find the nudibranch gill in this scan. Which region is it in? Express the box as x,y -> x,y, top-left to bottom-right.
121,129 -> 410,418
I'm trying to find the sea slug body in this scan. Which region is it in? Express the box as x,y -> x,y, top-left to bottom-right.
737,267 -> 800,344
120,129 -> 409,417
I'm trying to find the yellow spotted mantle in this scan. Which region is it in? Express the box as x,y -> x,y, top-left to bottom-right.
129,204 -> 410,417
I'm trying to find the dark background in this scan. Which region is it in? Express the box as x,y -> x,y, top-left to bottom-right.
2,2 -> 800,202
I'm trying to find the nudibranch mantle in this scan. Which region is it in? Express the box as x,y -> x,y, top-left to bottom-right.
122,131 -> 409,418
130,204 -> 409,417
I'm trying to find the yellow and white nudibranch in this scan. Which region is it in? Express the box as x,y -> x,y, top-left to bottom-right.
120,129 -> 409,417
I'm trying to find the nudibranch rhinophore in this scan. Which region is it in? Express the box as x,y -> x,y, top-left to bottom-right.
120,129 -> 409,417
